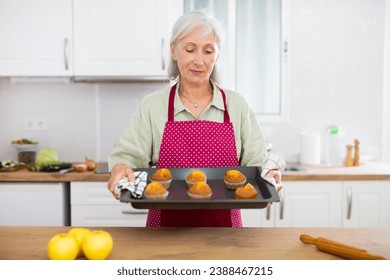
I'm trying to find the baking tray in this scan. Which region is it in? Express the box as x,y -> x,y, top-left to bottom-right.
119,167 -> 280,209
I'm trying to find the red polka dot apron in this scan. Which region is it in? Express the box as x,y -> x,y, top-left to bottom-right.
146,84 -> 242,227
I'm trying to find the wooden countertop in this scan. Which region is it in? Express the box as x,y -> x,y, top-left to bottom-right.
1,162 -> 390,182
283,161 -> 390,181
0,227 -> 388,260
0,162 -> 110,182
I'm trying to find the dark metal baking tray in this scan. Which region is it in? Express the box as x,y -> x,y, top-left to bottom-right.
119,167 -> 280,210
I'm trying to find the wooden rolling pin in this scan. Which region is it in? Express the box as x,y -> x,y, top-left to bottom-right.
300,234 -> 386,260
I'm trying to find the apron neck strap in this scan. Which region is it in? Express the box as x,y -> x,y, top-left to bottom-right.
168,83 -> 230,122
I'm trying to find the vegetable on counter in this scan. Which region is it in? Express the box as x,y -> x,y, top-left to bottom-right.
28,147 -> 62,171
11,138 -> 39,144
0,160 -> 22,169
73,157 -> 96,172
85,157 -> 96,171
73,163 -> 88,172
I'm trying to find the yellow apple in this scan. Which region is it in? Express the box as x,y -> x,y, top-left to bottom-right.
68,227 -> 91,257
47,233 -> 78,260
82,230 -> 113,260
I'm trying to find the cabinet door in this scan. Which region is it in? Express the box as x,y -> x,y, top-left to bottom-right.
241,206 -> 274,227
0,183 -> 68,226
343,181 -> 390,227
73,0 -> 169,77
71,182 -> 147,227
71,205 -> 148,227
274,181 -> 343,227
0,0 -> 73,76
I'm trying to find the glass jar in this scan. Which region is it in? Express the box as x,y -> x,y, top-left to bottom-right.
12,144 -> 38,164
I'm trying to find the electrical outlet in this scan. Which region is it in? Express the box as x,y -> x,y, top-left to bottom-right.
24,118 -> 47,131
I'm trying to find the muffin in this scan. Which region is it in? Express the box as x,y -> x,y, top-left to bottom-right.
144,182 -> 169,200
235,183 -> 258,199
150,168 -> 173,189
185,170 -> 207,188
187,182 -> 212,200
224,170 -> 247,190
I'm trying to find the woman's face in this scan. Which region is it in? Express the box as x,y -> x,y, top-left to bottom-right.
171,27 -> 219,86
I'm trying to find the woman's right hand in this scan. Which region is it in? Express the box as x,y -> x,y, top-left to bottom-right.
107,163 -> 136,199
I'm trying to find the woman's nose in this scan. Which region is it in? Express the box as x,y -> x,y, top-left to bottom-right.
193,52 -> 204,66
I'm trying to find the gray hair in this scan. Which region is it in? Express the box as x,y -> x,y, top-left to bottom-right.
168,10 -> 225,84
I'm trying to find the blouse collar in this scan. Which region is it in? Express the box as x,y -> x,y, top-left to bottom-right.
173,80 -> 225,116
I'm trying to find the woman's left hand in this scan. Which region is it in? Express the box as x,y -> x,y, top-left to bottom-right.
264,169 -> 283,192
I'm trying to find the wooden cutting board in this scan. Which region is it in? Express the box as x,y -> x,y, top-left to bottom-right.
0,165 -> 26,172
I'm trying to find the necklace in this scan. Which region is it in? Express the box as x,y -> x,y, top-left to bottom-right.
178,87 -> 212,109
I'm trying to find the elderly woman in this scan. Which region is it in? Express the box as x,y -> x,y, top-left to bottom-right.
108,10 -> 283,227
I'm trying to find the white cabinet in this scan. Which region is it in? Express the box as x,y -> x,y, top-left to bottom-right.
71,182 -> 147,227
342,181 -> 390,227
0,182 -> 69,226
242,181 -> 390,228
274,181 -> 343,227
73,0 -> 170,78
242,181 -> 343,227
0,0 -> 170,78
0,0 -> 73,76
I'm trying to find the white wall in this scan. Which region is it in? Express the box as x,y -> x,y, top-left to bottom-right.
264,0 -> 387,163
0,79 -> 167,162
383,0 -> 390,163
0,0 -> 388,164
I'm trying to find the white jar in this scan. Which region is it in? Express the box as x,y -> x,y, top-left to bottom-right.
325,126 -> 345,166
300,132 -> 321,165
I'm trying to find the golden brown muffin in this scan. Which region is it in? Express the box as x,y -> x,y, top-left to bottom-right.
235,183 -> 258,199
224,170 -> 247,190
144,182 -> 169,200
187,182 -> 212,200
150,168 -> 173,189
151,168 -> 172,181
186,170 -> 207,188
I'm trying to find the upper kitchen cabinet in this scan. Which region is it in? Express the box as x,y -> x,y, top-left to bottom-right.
0,0 -> 73,76
73,0 -> 170,79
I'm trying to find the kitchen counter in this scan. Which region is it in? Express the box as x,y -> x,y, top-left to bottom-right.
283,161 -> 390,181
0,226 -> 388,260
1,162 -> 390,182
0,162 -> 109,182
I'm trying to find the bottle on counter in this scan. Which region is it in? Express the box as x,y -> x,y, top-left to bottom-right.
325,126 -> 346,166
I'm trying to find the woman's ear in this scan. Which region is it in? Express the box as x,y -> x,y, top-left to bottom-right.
170,43 -> 176,61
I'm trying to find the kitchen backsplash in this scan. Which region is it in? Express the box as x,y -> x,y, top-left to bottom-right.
0,0 -> 387,164
0,79 -> 168,162
0,74 -> 384,164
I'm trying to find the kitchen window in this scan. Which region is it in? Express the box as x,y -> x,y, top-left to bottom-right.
183,0 -> 288,122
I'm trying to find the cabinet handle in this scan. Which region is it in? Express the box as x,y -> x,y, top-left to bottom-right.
347,186 -> 352,219
279,188 -> 284,220
64,38 -> 69,71
266,204 -> 271,220
122,210 -> 148,215
161,38 -> 165,70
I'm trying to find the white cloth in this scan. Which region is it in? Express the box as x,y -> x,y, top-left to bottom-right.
261,153 -> 286,188
115,171 -> 148,199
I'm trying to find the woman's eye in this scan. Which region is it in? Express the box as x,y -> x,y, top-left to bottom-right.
186,49 -> 194,53
205,49 -> 214,55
